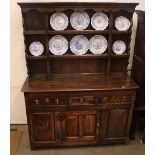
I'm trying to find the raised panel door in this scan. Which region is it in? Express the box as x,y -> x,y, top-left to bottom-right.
100,109 -> 129,144
106,109 -> 128,138
55,111 -> 100,146
30,112 -> 59,145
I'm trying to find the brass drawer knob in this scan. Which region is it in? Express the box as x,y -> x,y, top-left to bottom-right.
55,99 -> 59,104
104,97 -> 108,102
35,99 -> 39,105
97,122 -> 100,128
123,96 -> 126,100
80,98 -> 83,103
45,98 -> 50,103
122,96 -> 130,101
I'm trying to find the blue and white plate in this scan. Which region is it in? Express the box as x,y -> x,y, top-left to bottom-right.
91,12 -> 109,30
50,12 -> 68,30
70,35 -> 89,55
49,35 -> 68,55
89,35 -> 108,54
115,16 -> 130,31
112,40 -> 126,55
70,12 -> 90,30
29,41 -> 44,56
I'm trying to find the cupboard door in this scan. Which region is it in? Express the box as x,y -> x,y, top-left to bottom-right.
31,113 -> 56,142
107,109 -> 128,138
55,111 -> 99,145
100,109 -> 129,143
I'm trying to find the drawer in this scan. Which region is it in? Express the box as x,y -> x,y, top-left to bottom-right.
99,95 -> 131,104
30,97 -> 66,105
69,96 -> 95,105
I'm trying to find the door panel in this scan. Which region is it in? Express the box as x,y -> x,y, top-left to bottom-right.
83,115 -> 96,136
66,115 -> 79,137
107,109 -> 128,138
56,111 -> 99,145
31,113 -> 54,142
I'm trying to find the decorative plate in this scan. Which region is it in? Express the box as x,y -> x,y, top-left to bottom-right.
89,35 -> 108,54
91,12 -> 109,30
70,12 -> 90,30
112,40 -> 126,55
70,35 -> 89,55
115,16 -> 130,31
50,12 -> 68,30
49,35 -> 68,55
29,41 -> 44,56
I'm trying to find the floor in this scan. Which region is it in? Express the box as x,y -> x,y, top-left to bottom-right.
10,130 -> 23,155
11,125 -> 145,155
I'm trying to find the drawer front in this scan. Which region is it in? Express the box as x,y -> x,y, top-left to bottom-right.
27,91 -> 133,106
99,95 -> 131,104
69,96 -> 95,105
30,96 -> 66,105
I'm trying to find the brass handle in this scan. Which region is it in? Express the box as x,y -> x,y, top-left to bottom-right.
97,122 -> 100,128
55,99 -> 59,104
123,96 -> 128,99
45,98 -> 50,103
104,97 -> 108,103
35,99 -> 39,105
80,98 -> 83,103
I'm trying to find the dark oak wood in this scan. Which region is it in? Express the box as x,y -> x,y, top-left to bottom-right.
18,2 -> 139,149
48,30 -> 109,35
17,2 -> 138,9
22,74 -> 138,92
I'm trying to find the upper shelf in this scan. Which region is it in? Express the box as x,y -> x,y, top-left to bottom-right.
24,30 -> 132,35
48,30 -> 109,35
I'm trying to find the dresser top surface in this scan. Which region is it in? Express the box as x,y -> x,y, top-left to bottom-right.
22,74 -> 138,92
18,2 -> 138,8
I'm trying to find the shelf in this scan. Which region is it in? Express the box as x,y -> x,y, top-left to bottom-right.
25,54 -> 130,59
26,55 -> 48,59
112,30 -> 132,34
48,30 -> 109,35
24,30 -> 46,35
110,53 -> 129,58
23,30 -> 131,35
49,54 -> 108,59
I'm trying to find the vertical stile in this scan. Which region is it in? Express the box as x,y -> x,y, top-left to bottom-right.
45,11 -> 51,77
107,11 -> 113,76
22,11 -> 30,78
126,10 -> 134,74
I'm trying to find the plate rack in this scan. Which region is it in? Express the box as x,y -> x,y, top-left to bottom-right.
19,2 -> 137,77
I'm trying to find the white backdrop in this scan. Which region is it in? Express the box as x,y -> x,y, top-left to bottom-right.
10,0 -> 145,124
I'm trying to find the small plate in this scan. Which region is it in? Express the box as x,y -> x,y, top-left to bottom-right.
112,40 -> 126,55
91,12 -> 109,30
89,35 -> 108,54
115,16 -> 130,31
49,35 -> 68,55
50,12 -> 68,30
70,12 -> 90,30
29,41 -> 44,56
70,35 -> 89,55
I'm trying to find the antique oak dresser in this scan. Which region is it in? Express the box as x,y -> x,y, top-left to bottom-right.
18,2 -> 139,149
